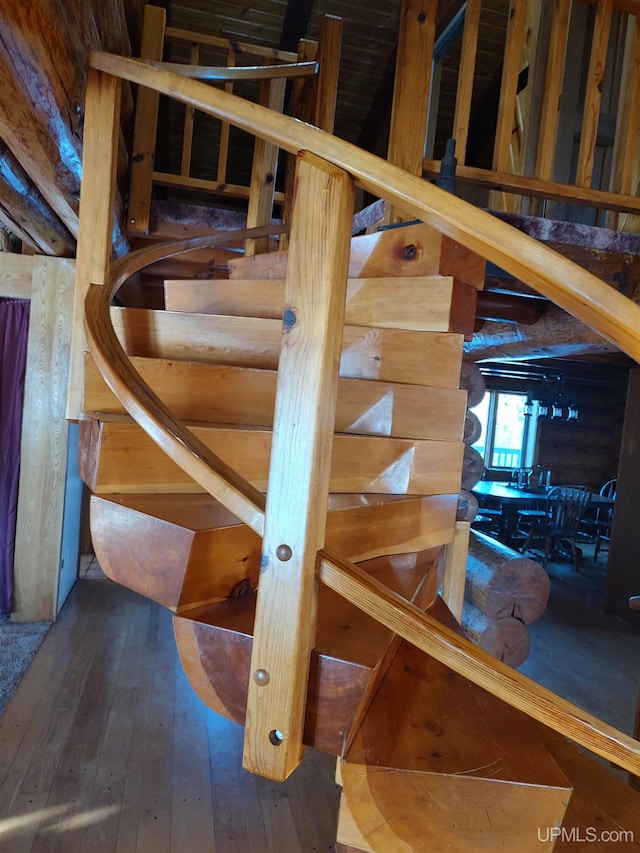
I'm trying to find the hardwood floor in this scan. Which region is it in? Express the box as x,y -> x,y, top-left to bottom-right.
2,545 -> 640,852
0,578 -> 340,852
521,546 -> 640,736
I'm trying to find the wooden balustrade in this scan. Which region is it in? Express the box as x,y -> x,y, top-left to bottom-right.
420,0 -> 640,222
127,4 -> 341,245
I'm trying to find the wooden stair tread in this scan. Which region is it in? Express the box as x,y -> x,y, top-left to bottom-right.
337,597 -> 640,851
178,551 -> 437,668
109,306 -> 464,387
90,491 -> 457,612
84,353 -> 468,439
336,597 -> 573,851
163,275 -> 456,332
541,734 -> 640,850
228,221 -> 486,291
342,596 -> 568,784
79,416 -> 464,496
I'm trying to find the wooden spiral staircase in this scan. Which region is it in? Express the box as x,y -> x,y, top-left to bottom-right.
73,44 -> 640,851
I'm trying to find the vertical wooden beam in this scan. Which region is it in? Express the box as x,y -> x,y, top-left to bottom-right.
535,0 -> 572,183
217,48 -> 237,184
244,76 -> 287,257
243,152 -> 354,781
452,0 -> 481,165
605,368 -> 640,622
490,0 -> 528,210
607,12 -> 640,230
180,43 -> 200,178
127,4 -> 166,234
12,256 -> 75,622
67,67 -> 122,421
313,15 -> 343,133
385,0 -> 436,224
442,521 -> 471,622
281,38 -> 318,251
576,0 -> 613,188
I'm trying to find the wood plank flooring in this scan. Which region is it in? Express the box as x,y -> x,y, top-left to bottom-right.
2,544 -> 640,851
0,578 -> 340,852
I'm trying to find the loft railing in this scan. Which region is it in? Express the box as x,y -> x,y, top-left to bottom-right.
416,0 -> 640,226
128,3 -> 341,253
79,51 -> 640,781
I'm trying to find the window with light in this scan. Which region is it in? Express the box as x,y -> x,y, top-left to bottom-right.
471,390 -> 538,470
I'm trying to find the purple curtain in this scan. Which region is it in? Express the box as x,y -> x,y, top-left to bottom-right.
0,298 -> 29,613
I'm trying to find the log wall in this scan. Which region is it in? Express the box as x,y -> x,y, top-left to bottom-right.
535,376 -> 627,492
0,0 -> 135,256
484,372 -> 628,492
460,530 -> 550,670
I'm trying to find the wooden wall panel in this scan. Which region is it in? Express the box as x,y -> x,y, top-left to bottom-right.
12,256 -> 75,622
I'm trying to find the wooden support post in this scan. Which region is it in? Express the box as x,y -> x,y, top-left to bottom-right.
313,15 -> 343,133
217,48 -> 237,184
442,521 -> 470,622
575,0 -> 613,188
452,0 -> 481,165
180,43 -> 200,178
67,67 -> 122,420
385,0 -> 436,224
605,368 -> 640,620
242,151 -> 354,781
490,0 -> 528,211
534,0 -> 572,184
245,76 -> 287,257
607,13 -> 640,231
12,256 -> 75,622
127,4 -> 166,234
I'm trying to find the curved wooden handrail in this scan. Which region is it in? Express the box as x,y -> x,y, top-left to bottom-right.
90,50 -> 640,363
149,59 -> 318,82
83,55 -> 640,776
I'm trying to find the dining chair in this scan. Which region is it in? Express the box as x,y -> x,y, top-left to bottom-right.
515,485 -> 592,571
471,507 -> 503,538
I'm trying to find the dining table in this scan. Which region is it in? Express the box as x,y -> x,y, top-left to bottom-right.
471,480 -> 615,508
470,481 -> 615,546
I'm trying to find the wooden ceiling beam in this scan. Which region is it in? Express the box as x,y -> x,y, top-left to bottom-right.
0,142 -> 75,256
475,290 -> 547,325
0,0 -> 134,251
465,304 -> 618,362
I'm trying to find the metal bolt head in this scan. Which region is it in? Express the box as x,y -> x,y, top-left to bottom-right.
276,544 -> 293,562
253,668 -> 270,686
